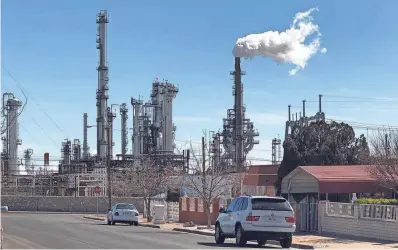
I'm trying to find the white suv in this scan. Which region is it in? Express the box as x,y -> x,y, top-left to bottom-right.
215,195 -> 296,248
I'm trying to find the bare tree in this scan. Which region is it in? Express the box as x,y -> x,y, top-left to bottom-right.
113,155 -> 180,222
183,135 -> 247,228
367,129 -> 398,195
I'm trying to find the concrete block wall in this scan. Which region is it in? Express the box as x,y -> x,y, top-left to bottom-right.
318,201 -> 398,242
1,195 -> 145,213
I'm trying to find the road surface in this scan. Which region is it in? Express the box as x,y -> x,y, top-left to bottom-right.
1,212 -> 297,249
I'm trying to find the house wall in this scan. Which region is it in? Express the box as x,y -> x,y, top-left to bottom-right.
318,201 -> 398,242
281,170 -> 319,194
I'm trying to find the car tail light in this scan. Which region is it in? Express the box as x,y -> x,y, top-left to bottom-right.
285,217 -> 296,223
246,213 -> 260,221
115,212 -> 119,216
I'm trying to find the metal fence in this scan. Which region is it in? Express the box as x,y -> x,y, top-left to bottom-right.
291,202 -> 318,233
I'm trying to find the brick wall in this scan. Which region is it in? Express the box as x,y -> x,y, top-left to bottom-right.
179,197 -> 226,225
318,201 -> 398,242
1,195 -> 145,213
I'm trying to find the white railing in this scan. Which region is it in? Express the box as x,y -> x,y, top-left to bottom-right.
359,204 -> 398,221
326,202 -> 355,217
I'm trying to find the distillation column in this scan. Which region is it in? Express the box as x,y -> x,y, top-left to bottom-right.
82,113 -> 89,159
120,103 -> 128,155
232,57 -> 245,172
131,98 -> 143,158
96,10 -> 109,159
162,82 -> 178,152
7,97 -> 23,175
107,107 -> 116,158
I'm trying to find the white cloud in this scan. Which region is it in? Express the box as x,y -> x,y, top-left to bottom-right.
233,7 -> 325,75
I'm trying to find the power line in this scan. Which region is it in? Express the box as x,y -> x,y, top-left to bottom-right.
323,95 -> 398,102
31,117 -> 60,149
1,83 -> 28,135
2,66 -> 66,137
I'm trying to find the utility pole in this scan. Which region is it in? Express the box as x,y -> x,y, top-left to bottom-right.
201,137 -> 206,173
201,137 -> 206,196
106,126 -> 112,210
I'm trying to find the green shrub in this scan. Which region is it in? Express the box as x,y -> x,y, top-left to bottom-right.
355,198 -> 398,205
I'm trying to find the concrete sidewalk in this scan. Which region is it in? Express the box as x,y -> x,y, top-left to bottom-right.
82,215 -> 398,249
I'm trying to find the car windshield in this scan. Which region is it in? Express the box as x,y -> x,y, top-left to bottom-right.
116,204 -> 136,210
251,198 -> 292,211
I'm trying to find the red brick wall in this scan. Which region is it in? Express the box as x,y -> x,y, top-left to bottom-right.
179,197 -> 231,225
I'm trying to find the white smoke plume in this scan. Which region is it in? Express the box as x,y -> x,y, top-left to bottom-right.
232,7 -> 326,76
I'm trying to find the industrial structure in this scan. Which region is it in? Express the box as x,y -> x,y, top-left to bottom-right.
1,93 -> 23,176
1,9 -> 184,197
209,57 -> 260,172
0,9 -> 331,197
285,95 -> 326,138
129,79 -> 178,158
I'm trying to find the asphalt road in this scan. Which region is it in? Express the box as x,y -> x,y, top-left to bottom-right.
1,213 -> 293,249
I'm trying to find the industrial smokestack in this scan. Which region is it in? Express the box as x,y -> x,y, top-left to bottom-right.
235,57 -> 241,73
44,152 -> 49,166
233,57 -> 244,173
232,8 -> 326,76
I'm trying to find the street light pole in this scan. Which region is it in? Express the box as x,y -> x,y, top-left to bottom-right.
106,127 -> 112,210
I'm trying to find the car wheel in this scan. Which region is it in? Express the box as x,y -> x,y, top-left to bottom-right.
235,225 -> 247,246
257,239 -> 267,246
129,222 -> 133,226
214,224 -> 225,244
280,237 -> 292,249
133,221 -> 138,226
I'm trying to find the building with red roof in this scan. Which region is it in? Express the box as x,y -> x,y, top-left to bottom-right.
281,165 -> 395,202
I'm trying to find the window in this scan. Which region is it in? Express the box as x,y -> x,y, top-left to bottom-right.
233,198 -> 243,211
116,204 -> 136,210
251,198 -> 292,211
227,199 -> 236,212
241,197 -> 248,210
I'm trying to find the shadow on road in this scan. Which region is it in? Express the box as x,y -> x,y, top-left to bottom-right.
197,242 -> 280,248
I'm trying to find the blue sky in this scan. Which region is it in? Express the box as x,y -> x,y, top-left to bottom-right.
3,0 -> 398,166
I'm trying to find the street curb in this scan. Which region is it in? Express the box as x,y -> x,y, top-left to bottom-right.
82,216 -> 159,228
267,241 -> 316,249
82,216 -> 105,221
138,224 -> 161,229
172,228 -> 316,249
173,227 -> 214,236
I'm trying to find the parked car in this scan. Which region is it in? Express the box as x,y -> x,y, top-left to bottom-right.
107,203 -> 139,226
214,195 -> 296,248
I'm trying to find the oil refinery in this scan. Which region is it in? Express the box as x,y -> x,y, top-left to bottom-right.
0,10 -> 256,197
0,9 -> 326,197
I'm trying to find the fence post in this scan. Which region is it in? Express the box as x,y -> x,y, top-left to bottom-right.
354,203 -> 360,220
317,201 -> 327,234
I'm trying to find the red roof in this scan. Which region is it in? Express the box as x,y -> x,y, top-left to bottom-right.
243,165 -> 279,186
298,165 -> 388,193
